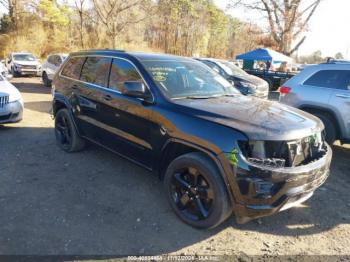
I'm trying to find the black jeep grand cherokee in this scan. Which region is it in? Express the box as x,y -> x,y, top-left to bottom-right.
52,50 -> 332,229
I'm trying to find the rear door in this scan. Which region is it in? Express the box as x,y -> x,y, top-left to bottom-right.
59,56 -> 87,133
75,56 -> 112,140
328,70 -> 350,139
300,70 -> 334,107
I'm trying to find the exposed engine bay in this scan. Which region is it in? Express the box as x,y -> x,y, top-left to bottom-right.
239,132 -> 327,168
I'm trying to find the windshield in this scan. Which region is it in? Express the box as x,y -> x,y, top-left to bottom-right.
216,61 -> 248,76
13,54 -> 36,61
142,60 -> 239,99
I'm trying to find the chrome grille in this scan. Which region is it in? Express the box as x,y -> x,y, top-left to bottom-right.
0,95 -> 9,108
22,65 -> 36,69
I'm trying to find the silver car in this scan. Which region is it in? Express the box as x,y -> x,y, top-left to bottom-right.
279,61 -> 350,144
0,61 -> 9,77
42,54 -> 68,87
196,58 -> 269,99
0,74 -> 23,124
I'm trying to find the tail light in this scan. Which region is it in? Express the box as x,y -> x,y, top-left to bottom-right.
279,86 -> 291,94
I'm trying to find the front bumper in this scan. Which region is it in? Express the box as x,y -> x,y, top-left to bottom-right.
0,100 -> 23,123
15,68 -> 41,76
221,144 -> 332,224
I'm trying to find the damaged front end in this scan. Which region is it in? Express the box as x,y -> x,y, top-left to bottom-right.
224,132 -> 332,224
238,131 -> 326,168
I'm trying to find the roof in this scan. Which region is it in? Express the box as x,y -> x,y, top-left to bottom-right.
322,59 -> 350,64
236,48 -> 292,62
70,49 -> 194,62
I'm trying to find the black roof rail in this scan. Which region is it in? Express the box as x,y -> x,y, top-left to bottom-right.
79,49 -> 125,52
321,58 -> 350,64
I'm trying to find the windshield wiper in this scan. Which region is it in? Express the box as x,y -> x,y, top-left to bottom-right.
173,94 -> 224,100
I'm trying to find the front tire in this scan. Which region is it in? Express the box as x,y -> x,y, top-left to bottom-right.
11,67 -> 19,77
313,112 -> 337,145
164,152 -> 232,229
42,72 -> 51,87
55,108 -> 85,152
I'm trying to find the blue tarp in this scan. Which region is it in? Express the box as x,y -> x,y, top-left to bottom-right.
236,48 -> 292,62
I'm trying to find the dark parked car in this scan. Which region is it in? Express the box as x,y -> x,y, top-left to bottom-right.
52,50 -> 332,229
196,58 -> 269,99
244,68 -> 296,91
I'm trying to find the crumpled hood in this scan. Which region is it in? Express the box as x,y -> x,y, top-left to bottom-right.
13,60 -> 40,66
174,95 -> 324,141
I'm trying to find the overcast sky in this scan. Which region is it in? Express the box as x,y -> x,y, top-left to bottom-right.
1,0 -> 349,58
214,0 -> 350,58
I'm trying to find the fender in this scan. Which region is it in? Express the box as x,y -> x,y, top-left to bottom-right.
299,104 -> 344,137
159,137 -> 238,207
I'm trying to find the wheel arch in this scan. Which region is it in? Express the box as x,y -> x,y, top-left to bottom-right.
299,105 -> 342,139
158,139 -> 235,204
53,96 -> 82,137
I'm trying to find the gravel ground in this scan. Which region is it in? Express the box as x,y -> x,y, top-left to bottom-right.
0,77 -> 349,257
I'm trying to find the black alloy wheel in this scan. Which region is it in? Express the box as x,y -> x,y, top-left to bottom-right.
170,167 -> 214,221
42,72 -> 51,87
164,152 -> 231,229
55,111 -> 72,150
54,109 -> 85,152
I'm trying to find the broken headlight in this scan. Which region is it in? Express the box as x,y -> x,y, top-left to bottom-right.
238,133 -> 325,168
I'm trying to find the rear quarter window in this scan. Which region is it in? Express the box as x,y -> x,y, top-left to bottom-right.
303,69 -> 350,90
61,56 -> 86,80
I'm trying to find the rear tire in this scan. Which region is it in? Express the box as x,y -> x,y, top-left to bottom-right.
164,152 -> 232,229
313,112 -> 337,145
42,72 -> 51,87
55,108 -> 85,152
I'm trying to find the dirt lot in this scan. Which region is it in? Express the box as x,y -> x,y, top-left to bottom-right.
0,77 -> 350,257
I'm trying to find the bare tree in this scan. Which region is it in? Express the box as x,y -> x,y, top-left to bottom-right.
0,0 -> 19,31
92,0 -> 146,49
230,0 -> 322,55
74,0 -> 86,49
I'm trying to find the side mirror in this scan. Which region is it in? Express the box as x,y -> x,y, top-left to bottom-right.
121,81 -> 150,100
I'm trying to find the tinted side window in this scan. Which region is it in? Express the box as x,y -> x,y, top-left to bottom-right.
47,55 -> 55,64
202,61 -> 224,76
53,56 -> 62,66
304,70 -> 350,90
109,58 -> 143,91
80,57 -> 112,87
61,56 -> 86,79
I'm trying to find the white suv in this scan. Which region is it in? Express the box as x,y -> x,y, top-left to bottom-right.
6,52 -> 42,77
42,54 -> 67,87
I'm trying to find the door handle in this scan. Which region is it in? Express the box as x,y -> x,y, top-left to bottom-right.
336,94 -> 350,99
72,84 -> 79,90
103,94 -> 112,101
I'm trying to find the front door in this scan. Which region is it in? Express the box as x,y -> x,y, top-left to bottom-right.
328,70 -> 350,139
95,58 -> 156,168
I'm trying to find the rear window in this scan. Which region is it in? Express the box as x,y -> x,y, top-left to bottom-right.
80,57 -> 112,87
304,70 -> 350,90
61,56 -> 86,79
